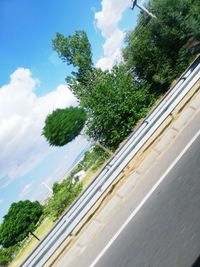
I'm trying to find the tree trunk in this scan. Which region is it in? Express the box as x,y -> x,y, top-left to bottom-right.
30,231 -> 40,241
80,133 -> 114,155
95,141 -> 113,156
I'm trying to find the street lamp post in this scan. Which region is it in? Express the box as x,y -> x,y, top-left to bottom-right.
131,0 -> 156,18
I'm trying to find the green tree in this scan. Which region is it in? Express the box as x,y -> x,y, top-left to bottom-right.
75,65 -> 154,148
52,182 -> 62,195
52,30 -> 154,149
0,246 -> 16,266
44,178 -> 82,220
52,31 -> 93,85
51,4 -> 200,148
123,0 -> 200,91
0,201 -> 43,248
42,107 -> 87,146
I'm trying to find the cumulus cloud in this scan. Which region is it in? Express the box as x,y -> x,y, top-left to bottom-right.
95,0 -> 131,70
0,68 -> 78,182
96,29 -> 125,70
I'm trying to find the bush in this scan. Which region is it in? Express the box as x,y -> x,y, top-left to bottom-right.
44,178 -> 83,220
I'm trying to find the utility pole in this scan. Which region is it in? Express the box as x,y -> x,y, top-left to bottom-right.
131,0 -> 156,18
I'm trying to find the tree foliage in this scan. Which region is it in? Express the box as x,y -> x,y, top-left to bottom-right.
123,0 -> 200,91
77,65 -> 154,148
52,182 -> 62,195
0,246 -> 16,266
44,178 -> 82,220
72,145 -> 110,173
52,31 -> 153,148
51,1 -> 199,149
42,107 -> 87,146
52,31 -> 93,85
0,200 -> 43,248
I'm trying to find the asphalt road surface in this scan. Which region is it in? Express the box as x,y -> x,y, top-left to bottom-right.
93,132 -> 200,267
56,108 -> 200,267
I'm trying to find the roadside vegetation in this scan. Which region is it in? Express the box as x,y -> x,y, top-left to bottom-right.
50,0 -> 199,150
72,146 -> 110,174
1,0 -> 199,265
0,146 -> 108,266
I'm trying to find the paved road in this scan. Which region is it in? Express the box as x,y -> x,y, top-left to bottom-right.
55,107 -> 200,267
93,133 -> 200,267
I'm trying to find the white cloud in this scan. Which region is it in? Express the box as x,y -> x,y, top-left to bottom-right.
0,68 -> 78,181
19,183 -> 32,199
96,29 -> 125,70
0,199 -> 3,205
95,0 -> 131,70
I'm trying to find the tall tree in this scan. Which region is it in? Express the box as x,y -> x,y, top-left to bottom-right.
123,0 -> 200,91
79,65 -> 154,148
52,31 -> 154,149
0,200 -> 43,248
42,107 -> 87,146
52,31 -> 93,86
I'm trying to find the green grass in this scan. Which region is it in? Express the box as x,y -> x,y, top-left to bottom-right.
82,168 -> 99,187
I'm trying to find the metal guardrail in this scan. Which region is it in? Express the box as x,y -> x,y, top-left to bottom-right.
21,56 -> 200,267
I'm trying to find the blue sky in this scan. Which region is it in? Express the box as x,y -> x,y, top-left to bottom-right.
0,0 -> 140,221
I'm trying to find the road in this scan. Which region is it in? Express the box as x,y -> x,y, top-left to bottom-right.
55,104 -> 200,267
93,130 -> 200,267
